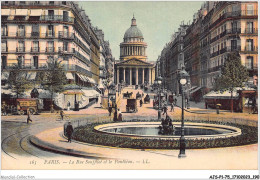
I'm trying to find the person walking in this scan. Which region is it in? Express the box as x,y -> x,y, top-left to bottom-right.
162,105 -> 168,115
60,110 -> 64,121
108,104 -> 112,116
27,109 -> 32,124
118,109 -> 122,121
66,121 -> 74,143
170,102 -> 174,112
140,99 -> 143,107
67,101 -> 71,111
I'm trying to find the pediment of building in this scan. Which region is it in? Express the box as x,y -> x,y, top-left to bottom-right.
116,58 -> 153,67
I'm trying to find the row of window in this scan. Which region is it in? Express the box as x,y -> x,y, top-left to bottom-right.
3,1 -> 67,5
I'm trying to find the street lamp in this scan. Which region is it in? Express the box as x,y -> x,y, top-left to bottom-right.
178,66 -> 190,158
157,76 -> 163,121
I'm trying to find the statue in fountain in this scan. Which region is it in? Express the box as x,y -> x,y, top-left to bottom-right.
158,115 -> 175,135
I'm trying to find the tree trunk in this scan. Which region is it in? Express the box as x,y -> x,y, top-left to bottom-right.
50,88 -> 54,113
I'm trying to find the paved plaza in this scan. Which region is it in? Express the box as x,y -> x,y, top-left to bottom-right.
1,87 -> 258,170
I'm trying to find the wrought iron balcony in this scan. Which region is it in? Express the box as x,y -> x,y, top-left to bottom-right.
1,47 -> 8,52
40,15 -> 74,23
31,47 -> 39,53
244,28 -> 258,34
243,46 -> 258,53
58,47 -> 75,54
16,47 -> 25,53
58,31 -> 75,39
46,47 -> 54,53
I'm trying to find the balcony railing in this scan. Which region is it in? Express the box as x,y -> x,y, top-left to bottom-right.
244,28 -> 258,34
74,50 -> 91,65
16,47 -> 25,52
58,47 -> 75,54
226,28 -> 241,34
31,32 -> 39,37
209,10 -> 258,29
16,32 -> 26,37
31,47 -> 39,52
243,46 -> 258,52
208,66 -> 222,73
46,47 -> 54,53
40,15 -> 74,23
1,32 -> 8,37
63,64 -> 92,77
1,47 -> 8,52
58,31 -> 75,39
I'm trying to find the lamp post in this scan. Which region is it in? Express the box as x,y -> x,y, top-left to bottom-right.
157,76 -> 162,121
178,66 -> 190,158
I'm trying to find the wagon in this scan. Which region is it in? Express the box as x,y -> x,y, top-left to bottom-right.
126,99 -> 138,113
16,98 -> 38,115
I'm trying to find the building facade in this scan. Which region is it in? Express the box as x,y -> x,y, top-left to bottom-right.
115,16 -> 155,85
156,1 -> 258,98
1,1 -> 100,87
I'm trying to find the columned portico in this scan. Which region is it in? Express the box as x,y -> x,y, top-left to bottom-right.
136,68 -> 139,85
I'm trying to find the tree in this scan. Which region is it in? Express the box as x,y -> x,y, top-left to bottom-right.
8,66 -> 33,99
214,53 -> 249,112
42,58 -> 67,112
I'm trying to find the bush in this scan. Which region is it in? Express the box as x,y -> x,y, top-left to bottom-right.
71,121 -> 258,149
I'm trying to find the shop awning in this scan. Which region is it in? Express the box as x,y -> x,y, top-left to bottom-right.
88,78 -> 96,84
30,9 -> 42,16
76,73 -> 85,82
81,89 -> 100,97
190,86 -> 202,94
203,90 -> 239,100
15,9 -> 28,16
1,9 -> 10,16
1,72 -> 10,80
63,89 -> 84,95
66,72 -> 74,80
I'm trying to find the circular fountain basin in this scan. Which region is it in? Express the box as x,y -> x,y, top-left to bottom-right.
94,122 -> 241,140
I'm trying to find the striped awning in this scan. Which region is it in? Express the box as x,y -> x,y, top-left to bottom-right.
88,78 -> 96,84
66,72 -> 74,80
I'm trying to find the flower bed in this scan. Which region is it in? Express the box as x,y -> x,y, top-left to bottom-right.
71,120 -> 257,149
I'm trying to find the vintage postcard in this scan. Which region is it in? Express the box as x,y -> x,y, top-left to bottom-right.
1,1 -> 258,179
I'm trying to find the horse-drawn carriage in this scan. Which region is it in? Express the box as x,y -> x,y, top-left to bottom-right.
126,99 -> 138,113
144,94 -> 150,104
123,91 -> 133,99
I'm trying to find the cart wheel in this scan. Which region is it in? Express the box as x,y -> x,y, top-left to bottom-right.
28,108 -> 36,115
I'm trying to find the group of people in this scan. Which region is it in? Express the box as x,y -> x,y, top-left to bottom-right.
108,103 -> 123,121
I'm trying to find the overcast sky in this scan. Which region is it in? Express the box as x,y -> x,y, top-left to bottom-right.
79,1 -> 203,62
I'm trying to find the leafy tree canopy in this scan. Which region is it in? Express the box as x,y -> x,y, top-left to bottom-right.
214,53 -> 249,93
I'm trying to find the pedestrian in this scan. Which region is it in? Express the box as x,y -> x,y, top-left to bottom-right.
140,99 -> 143,107
113,107 -> 118,121
118,109 -> 122,121
174,98 -> 177,105
163,105 -> 168,115
27,109 -> 32,124
170,102 -> 174,112
66,121 -> 74,143
67,101 -> 71,111
108,104 -> 112,116
142,92 -> 144,97
60,110 -> 64,121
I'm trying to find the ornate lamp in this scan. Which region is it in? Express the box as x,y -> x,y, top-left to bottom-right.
178,66 -> 190,158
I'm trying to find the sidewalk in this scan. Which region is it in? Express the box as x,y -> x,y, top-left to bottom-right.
29,126 -> 258,170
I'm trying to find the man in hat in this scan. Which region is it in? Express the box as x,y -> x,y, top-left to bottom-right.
66,121 -> 74,143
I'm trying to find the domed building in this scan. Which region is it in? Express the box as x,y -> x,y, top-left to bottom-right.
115,16 -> 155,85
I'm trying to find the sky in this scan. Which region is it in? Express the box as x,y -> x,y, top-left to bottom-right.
79,1 -> 203,62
